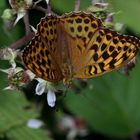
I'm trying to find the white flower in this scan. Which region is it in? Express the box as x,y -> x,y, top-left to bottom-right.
45,0 -> 49,4
25,0 -> 33,7
8,0 -> 33,26
47,89 -> 56,107
14,8 -> 26,26
35,78 -> 56,107
3,86 -> 15,90
25,70 -> 36,80
0,66 -> 24,90
0,66 -> 23,75
30,25 -> 37,33
27,119 -> 43,129
1,48 -> 18,68
35,78 -> 46,95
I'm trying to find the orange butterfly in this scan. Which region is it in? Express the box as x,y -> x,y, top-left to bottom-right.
22,12 -> 140,85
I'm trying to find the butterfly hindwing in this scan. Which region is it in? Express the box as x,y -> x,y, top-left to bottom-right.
73,28 -> 139,78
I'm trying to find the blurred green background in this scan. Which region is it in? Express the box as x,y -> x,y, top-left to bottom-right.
1,0 -> 140,140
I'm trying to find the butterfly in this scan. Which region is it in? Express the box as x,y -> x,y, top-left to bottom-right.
22,12 -> 140,85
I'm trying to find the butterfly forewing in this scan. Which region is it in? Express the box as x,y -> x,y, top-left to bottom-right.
22,33 -> 63,82
60,12 -> 103,41
59,12 -> 104,74
36,15 -> 68,76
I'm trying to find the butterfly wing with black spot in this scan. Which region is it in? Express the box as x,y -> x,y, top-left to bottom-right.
59,12 -> 140,78
22,16 -> 63,82
59,12 -> 104,77
73,28 -> 140,78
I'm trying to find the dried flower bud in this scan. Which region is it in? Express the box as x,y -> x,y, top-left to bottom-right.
1,9 -> 14,21
0,48 -> 18,68
9,0 -> 33,11
8,0 -> 33,25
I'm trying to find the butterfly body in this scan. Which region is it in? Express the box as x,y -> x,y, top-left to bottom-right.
22,12 -> 140,85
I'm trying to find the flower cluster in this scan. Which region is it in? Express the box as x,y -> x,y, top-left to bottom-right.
0,0 -> 58,107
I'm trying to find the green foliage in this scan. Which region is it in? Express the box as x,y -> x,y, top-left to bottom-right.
109,0 -> 140,35
0,1 -> 24,47
0,1 -> 7,15
50,0 -> 91,13
7,126 -> 51,140
0,90 -> 52,140
0,90 -> 36,133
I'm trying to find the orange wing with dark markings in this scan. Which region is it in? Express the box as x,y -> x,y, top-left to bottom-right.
22,12 -> 140,84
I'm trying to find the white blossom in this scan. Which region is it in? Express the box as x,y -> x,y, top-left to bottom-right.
35,79 -> 46,95
27,119 -> 43,129
25,70 -> 36,80
45,0 -> 49,4
14,9 -> 26,25
47,89 -> 56,107
35,78 -> 56,107
1,48 -> 18,68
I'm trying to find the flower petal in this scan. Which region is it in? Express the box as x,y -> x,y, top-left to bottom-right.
26,70 -> 35,80
45,0 -> 49,4
30,25 -> 37,33
36,78 -> 46,83
35,82 -> 46,95
27,119 -> 43,129
3,86 -> 14,90
0,68 -> 11,74
47,90 -> 56,107
14,9 -> 26,25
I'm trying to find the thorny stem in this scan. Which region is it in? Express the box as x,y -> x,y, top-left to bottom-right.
9,10 -> 35,50
34,0 -> 42,5
9,0 -> 49,50
47,2 -> 52,14
8,0 -> 51,50
74,0 -> 80,11
23,11 -> 30,35
32,0 -> 51,14
32,5 -> 47,13
9,31 -> 34,50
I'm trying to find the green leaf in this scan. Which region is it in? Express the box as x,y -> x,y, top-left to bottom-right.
0,90 -> 52,139
0,90 -> 37,133
109,0 -> 140,35
0,1 -> 24,47
7,126 -> 52,140
64,58 -> 140,137
0,0 -> 7,15
50,0 -> 91,13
